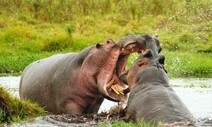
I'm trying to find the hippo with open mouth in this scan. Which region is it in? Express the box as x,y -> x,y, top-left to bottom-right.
124,49 -> 194,125
19,38 -> 146,115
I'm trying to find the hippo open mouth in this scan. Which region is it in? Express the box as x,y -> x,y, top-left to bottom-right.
101,38 -> 147,102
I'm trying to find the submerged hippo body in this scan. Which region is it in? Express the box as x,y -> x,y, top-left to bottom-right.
125,50 -> 194,124
19,39 -> 146,115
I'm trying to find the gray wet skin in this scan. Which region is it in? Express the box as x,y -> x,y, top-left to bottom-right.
125,50 -> 194,124
19,38 -> 147,115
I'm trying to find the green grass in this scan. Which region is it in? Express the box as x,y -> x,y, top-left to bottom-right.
0,87 -> 47,124
162,51 -> 212,77
99,120 -> 163,127
0,0 -> 211,77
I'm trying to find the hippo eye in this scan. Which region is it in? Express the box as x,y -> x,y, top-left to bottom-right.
106,39 -> 115,44
107,40 -> 111,44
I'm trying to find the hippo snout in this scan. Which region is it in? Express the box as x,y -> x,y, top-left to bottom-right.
118,34 -> 147,55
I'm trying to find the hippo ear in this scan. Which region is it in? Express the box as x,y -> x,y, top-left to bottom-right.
157,55 -> 165,64
96,43 -> 102,49
142,34 -> 152,40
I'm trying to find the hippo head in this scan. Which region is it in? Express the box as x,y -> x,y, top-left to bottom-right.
84,38 -> 146,102
142,34 -> 162,56
118,34 -> 162,55
126,49 -> 166,90
118,34 -> 162,85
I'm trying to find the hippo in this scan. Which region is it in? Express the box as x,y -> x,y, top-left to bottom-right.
124,49 -> 194,125
19,38 -> 146,115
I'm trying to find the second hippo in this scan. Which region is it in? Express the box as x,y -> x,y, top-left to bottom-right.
125,50 -> 194,125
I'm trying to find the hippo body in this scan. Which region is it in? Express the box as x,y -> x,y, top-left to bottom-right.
20,39 -> 143,115
125,50 -> 194,124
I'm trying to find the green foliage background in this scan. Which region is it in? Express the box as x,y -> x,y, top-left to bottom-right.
0,0 -> 211,77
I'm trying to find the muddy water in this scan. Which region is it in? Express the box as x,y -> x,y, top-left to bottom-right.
1,77 -> 212,126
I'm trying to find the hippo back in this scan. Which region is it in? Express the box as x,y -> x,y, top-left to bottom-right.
128,81 -> 194,124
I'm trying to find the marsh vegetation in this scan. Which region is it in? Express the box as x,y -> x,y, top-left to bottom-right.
0,0 -> 211,77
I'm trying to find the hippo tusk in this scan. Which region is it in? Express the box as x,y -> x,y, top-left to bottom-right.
112,84 -> 125,95
131,48 -> 134,52
122,48 -> 125,51
115,84 -> 124,95
111,85 -> 120,95
106,79 -> 115,90
106,79 -> 125,95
